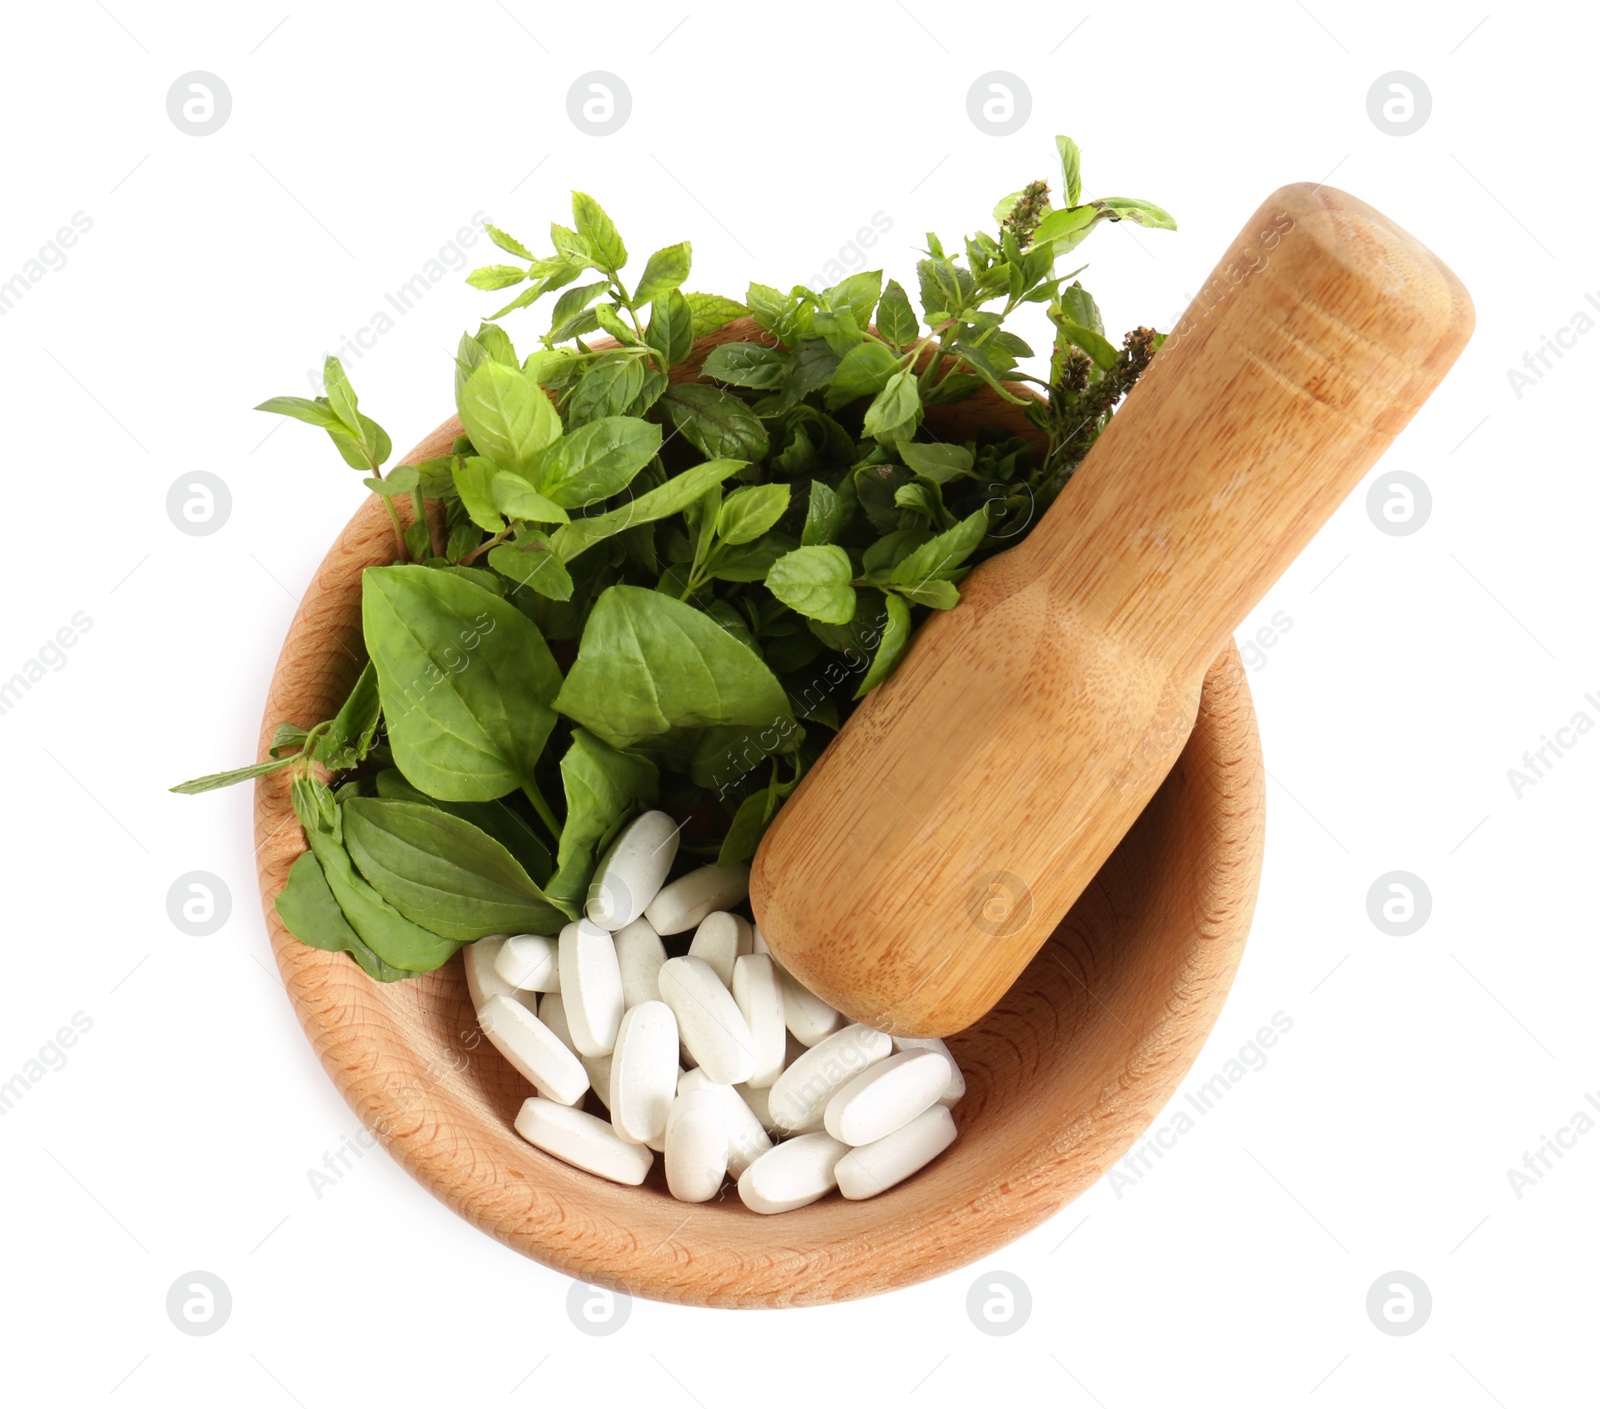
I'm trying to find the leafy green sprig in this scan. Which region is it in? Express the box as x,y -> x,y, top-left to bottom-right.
177,135 -> 1174,981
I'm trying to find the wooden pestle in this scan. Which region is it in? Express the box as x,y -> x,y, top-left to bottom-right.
750,183 -> 1474,1038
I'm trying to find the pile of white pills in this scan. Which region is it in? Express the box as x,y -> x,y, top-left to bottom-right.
462,810 -> 963,1212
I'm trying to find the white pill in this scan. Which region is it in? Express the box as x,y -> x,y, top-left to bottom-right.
678,1068 -> 772,1174
658,955 -> 755,1084
462,935 -> 517,1009
477,995 -> 589,1106
736,1081 -> 779,1134
891,1034 -> 966,1107
514,1096 -> 653,1185
613,916 -> 667,1009
824,1049 -> 952,1145
835,1104 -> 958,1199
731,954 -> 787,1089
664,1089 -> 730,1202
494,933 -> 560,992
645,863 -> 750,935
737,1131 -> 849,1214
688,911 -> 752,987
751,923 -> 771,956
608,1001 -> 680,1144
558,920 -> 625,1057
586,810 -> 681,930
766,1024 -> 892,1134
539,991 -> 613,1103
779,966 -> 844,1047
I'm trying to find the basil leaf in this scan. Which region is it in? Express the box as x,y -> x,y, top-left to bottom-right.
875,279 -> 918,347
1057,135 -> 1083,206
897,441 -> 975,482
486,223 -> 534,259
825,340 -> 900,409
716,483 -> 790,545
275,849 -> 409,982
801,480 -> 847,546
823,269 -> 882,326
893,577 -> 961,609
456,360 -> 561,475
660,383 -> 769,462
633,241 -> 692,308
255,396 -> 342,430
1091,196 -> 1177,231
488,537 -> 575,602
861,369 -> 923,443
314,660 -> 382,768
645,289 -> 694,365
492,471 -> 570,524
855,591 -> 913,698
567,356 -> 645,426
766,545 -> 857,624
545,729 -> 660,914
373,768 -> 552,884
169,754 -> 298,794
547,279 -> 609,332
362,565 -> 562,801
533,415 -> 662,508
572,191 -> 627,272
467,265 -> 528,291
1054,316 -> 1120,372
452,455 -> 505,533
684,292 -> 748,336
701,342 -> 790,390
889,507 -> 989,588
291,778 -> 459,972
343,797 -> 567,940
555,585 -> 793,749
550,458 -> 748,563
717,790 -> 775,867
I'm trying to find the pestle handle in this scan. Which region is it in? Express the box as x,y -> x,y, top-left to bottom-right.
751,183 -> 1474,1038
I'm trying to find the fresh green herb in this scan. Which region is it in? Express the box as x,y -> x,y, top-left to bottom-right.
176,137 -> 1173,980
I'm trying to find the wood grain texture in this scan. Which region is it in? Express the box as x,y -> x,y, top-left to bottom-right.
753,183 -> 1474,1038
253,331 -> 1265,1308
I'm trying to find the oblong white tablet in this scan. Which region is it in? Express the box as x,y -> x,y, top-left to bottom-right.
823,1049 -> 951,1145
687,911 -> 752,987
766,1024 -> 892,1133
835,1104 -> 957,1199
735,1081 -> 779,1134
737,1131 -> 849,1214
751,923 -> 771,956
891,1034 -> 966,1107
608,1001 -> 680,1144
657,955 -> 755,1084
478,994 -> 589,1106
463,935 -> 517,1009
613,916 -> 667,1009
677,1067 -> 773,1175
664,1089 -> 729,1202
494,933 -> 560,992
644,863 -> 750,935
731,954 -> 787,1089
778,967 -> 844,1047
513,1096 -> 653,1185
586,810 -> 680,930
558,920 -> 625,1057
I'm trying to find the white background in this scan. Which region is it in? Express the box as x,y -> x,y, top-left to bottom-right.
2,1 -> 1594,1403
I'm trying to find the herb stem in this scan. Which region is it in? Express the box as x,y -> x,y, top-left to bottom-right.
461,528 -> 512,566
523,779 -> 562,840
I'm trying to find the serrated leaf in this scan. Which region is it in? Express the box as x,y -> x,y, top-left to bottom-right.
684,292 -> 748,336
467,265 -> 528,291
855,590 -> 912,698
488,537 -> 574,601
453,456 -> 505,533
702,341 -> 790,390
889,507 -> 988,588
861,369 -> 923,443
485,224 -> 533,259
644,289 -> 693,365
633,241 -> 692,308
660,383 -> 769,462
897,441 -> 974,482
1056,135 -> 1083,206
572,191 -> 626,271
825,340 -> 900,409
766,544 -> 857,624
456,360 -> 561,475
875,279 -> 918,347
492,471 -> 570,523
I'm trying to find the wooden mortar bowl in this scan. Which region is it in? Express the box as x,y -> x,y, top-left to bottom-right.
253,326 -> 1265,1308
